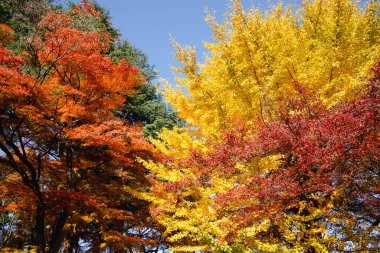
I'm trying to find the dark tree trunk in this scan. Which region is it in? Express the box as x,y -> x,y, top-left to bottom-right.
48,209 -> 69,253
68,234 -> 79,253
34,203 -> 46,253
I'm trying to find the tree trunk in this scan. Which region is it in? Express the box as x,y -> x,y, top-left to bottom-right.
34,203 -> 46,253
48,209 -> 69,253
68,234 -> 79,253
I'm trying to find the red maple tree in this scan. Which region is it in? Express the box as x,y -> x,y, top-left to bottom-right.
0,4 -> 162,252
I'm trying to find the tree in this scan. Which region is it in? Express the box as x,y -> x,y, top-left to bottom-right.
0,4 -> 164,252
0,0 -> 50,34
110,40 -> 183,139
1,0 -> 182,140
141,0 -> 380,251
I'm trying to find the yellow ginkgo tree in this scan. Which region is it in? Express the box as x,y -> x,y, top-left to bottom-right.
137,0 -> 380,252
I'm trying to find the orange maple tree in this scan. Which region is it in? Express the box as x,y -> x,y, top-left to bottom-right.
0,4 -> 163,252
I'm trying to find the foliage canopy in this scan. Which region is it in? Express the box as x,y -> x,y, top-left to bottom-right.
142,0 -> 380,252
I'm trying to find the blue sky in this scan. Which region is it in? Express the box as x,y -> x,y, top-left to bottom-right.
96,0 -> 299,84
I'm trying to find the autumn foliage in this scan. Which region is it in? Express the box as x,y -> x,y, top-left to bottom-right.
1,0 -> 380,252
0,3 -> 163,253
141,0 -> 380,252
